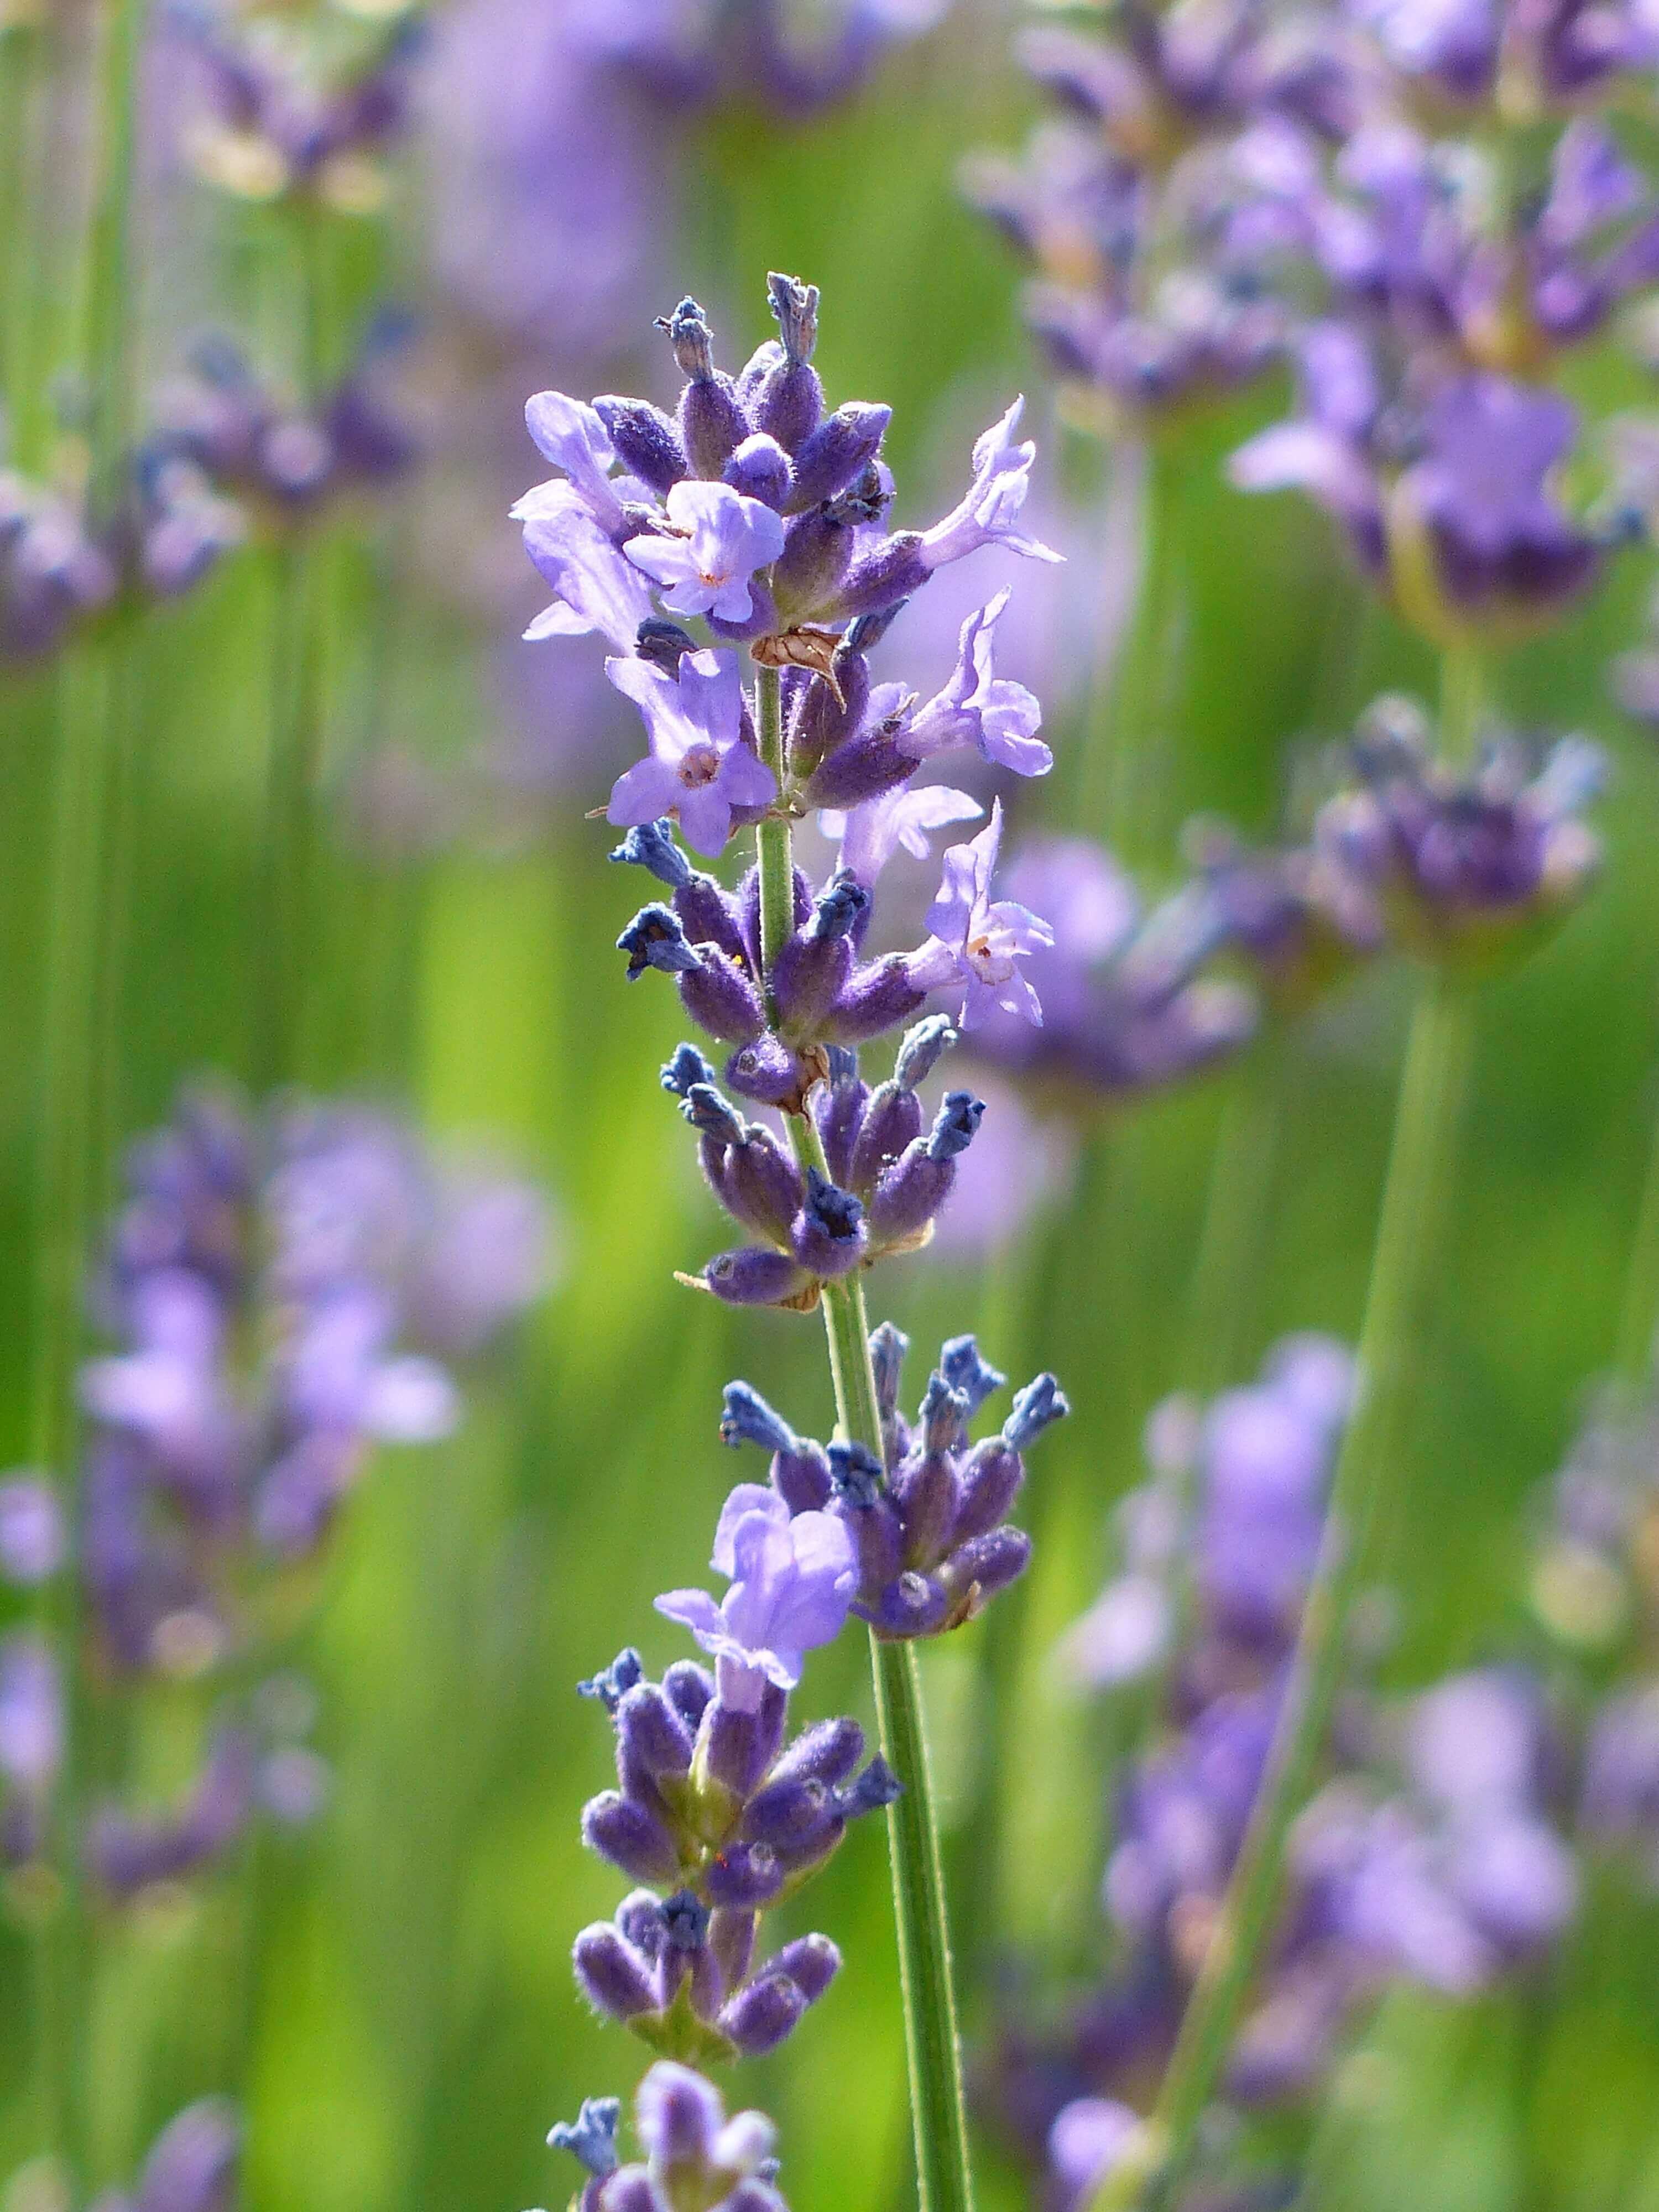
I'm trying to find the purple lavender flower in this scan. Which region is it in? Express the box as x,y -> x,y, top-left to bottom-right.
568,0 -> 948,117
918,400 -> 1062,573
1047,2098 -> 1144,2212
558,2064 -> 787,2212
94,2098 -> 240,2212
1352,0 -> 1659,110
818,784 -> 983,890
896,592 -> 1051,776
624,482 -> 789,623
607,650 -> 776,854
907,802 -> 1056,1031
0,1476 -> 65,1585
656,1486 -> 857,1709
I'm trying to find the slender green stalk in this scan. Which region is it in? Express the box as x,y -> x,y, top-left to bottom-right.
753,661 -> 974,2212
28,5 -> 148,2201
1100,663 -> 1491,2212
1180,1050 -> 1284,1401
2,18 -> 54,468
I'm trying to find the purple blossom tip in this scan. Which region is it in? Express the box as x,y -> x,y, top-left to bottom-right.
661,1044 -> 717,1099
869,1324 -> 910,1416
828,1441 -> 884,1508
719,1383 -> 797,1456
681,1083 -> 747,1145
802,1168 -> 864,1243
1004,1373 -> 1069,1450
768,273 -> 820,364
927,1091 -> 985,1161
940,1337 -> 1006,1416
894,1016 -> 957,1091
577,1648 -> 645,1714
808,870 -> 871,943
836,1755 -> 904,1819
549,2097 -> 622,2178
611,818 -> 691,889
661,1888 -> 711,1950
656,296 -> 716,380
618,905 -> 701,981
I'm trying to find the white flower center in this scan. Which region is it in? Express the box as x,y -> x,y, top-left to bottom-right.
967,924 -> 1017,983
679,742 -> 722,789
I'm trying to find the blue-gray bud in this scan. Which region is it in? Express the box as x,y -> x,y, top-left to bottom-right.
895,1015 -> 957,1092
719,1382 -> 797,1455
927,1091 -> 985,1161
1004,1373 -> 1070,1451
577,1648 -> 644,1714
940,1335 -> 1006,1418
548,2097 -> 620,2178
617,904 -> 701,980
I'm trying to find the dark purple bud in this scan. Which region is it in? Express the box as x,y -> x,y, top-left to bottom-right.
611,816 -> 691,888
549,2098 -> 622,2179
791,1170 -> 868,1278
872,1571 -> 949,1637
634,622 -> 701,679
1004,1374 -> 1070,1450
615,1684 -> 695,1782
941,1527 -> 1032,1611
737,862 -> 811,969
593,397 -> 686,497
742,1775 -> 837,1851
721,1131 -> 805,1246
787,651 -> 870,780
601,2173 -> 661,2212
680,947 -> 767,1047
720,1974 -> 808,2057
953,1438 -> 1024,1543
656,296 -> 716,378
786,404 -> 892,514
822,956 -> 930,1045
810,870 -> 870,944
768,1932 -> 841,2005
802,726 -> 915,811
895,1016 -> 956,1091
709,1907 -> 757,1992
639,2050 -> 722,2169
773,931 -> 855,1041
867,1142 -> 953,1246
774,1439 -> 833,1514
928,1091 -> 985,1161
704,1695 -> 779,1799
940,1337 -> 1005,1417
870,1324 -> 909,1422
706,1841 -> 785,1908
661,1887 -> 709,1950
813,1053 -> 868,1187
772,507 -> 858,624
896,1449 -> 959,1568
578,1647 -> 644,1714
918,1375 -> 969,1455
768,1717 -> 866,1790
849,1082 -> 924,1194
573,1923 -> 657,2020
582,1791 -> 681,1885
618,905 -> 701,982
724,433 -> 792,510
828,532 -> 929,622
662,1661 -> 715,1732
720,1382 -> 796,1455
673,874 -> 748,965
756,273 -> 823,453
615,1890 -> 668,1958
659,299 -> 748,478
704,1248 -> 813,1307
837,1756 -> 904,1820
726,1034 -> 807,1107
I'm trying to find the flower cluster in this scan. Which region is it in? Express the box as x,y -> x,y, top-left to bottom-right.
717,1326 -> 1068,1637
172,0 -> 425,212
994,1338 -> 1582,2205
550,2063 -> 787,2212
0,1087 -> 549,1892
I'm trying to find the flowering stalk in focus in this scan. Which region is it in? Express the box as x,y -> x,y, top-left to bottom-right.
512,270 -> 1083,2210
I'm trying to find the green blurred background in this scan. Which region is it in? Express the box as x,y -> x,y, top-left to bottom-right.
5,4 -> 1659,2207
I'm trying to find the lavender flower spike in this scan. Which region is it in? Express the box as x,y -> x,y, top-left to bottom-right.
919,398 -> 1062,572
656,1486 -> 857,1710
624,482 -> 787,623
907,800 -> 1055,1029
606,650 -> 776,857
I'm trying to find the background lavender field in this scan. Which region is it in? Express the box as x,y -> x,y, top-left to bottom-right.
4,5 -> 1659,2211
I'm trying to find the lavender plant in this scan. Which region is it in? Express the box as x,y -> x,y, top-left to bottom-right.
511,271 -> 1080,2210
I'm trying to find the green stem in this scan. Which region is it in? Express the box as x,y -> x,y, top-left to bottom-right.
30,4 -> 148,2200
1180,1050 -> 1284,1402
754,665 -> 974,2212
1107,972 -> 1476,2212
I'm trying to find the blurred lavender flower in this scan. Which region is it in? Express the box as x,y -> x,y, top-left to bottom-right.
1313,693 -> 1603,961
1349,0 -> 1659,112
93,2098 -> 240,2212
0,1476 -> 65,1585
656,1485 -> 858,1707
567,0 -> 949,117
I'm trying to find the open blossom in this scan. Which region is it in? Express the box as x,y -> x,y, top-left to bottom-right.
818,784 -> 982,888
908,801 -> 1055,1030
523,390 -> 630,536
898,591 -> 1051,776
606,649 -> 776,855
656,1486 -> 857,1711
518,483 -> 657,648
919,398 -> 1062,572
624,480 -> 788,622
